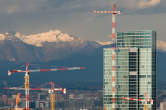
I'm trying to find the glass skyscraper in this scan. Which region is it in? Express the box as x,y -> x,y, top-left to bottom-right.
103,30 -> 156,110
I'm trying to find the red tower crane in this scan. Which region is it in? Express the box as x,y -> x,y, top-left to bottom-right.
121,93 -> 153,110
8,63 -> 85,110
94,3 -> 120,110
4,82 -> 67,110
48,81 -> 65,110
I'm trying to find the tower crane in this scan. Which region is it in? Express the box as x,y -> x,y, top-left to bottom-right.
8,63 -> 86,110
15,93 -> 21,109
5,82 -> 66,110
94,3 -> 120,110
121,93 -> 153,110
48,81 -> 66,110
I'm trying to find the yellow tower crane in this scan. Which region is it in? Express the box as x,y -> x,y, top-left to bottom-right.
8,63 -> 85,110
4,82 -> 66,110
48,81 -> 66,110
15,93 -> 21,109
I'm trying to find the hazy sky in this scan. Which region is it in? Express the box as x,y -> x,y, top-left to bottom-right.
0,0 -> 165,41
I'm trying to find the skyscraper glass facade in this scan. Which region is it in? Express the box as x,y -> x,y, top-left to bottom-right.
103,30 -> 156,110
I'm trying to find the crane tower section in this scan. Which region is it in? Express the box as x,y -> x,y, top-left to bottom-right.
94,4 -> 120,110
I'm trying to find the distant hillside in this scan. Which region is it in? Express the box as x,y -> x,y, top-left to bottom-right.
0,30 -> 165,88
0,47 -> 165,89
0,30 -> 100,62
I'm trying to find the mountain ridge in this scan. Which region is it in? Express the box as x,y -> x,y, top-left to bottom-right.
0,30 -> 165,87
0,30 -> 166,62
0,30 -> 101,62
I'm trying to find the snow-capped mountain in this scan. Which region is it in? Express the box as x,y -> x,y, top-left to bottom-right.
157,40 -> 166,51
0,29 -> 166,62
0,30 -> 166,84
15,30 -> 77,47
0,30 -> 101,62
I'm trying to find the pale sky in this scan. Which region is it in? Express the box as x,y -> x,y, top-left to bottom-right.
0,0 -> 165,41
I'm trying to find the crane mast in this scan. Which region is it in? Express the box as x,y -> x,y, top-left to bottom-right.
94,2 -> 153,110
25,63 -> 30,110
48,81 -> 66,110
50,81 -> 55,110
50,94 -> 55,110
15,93 -> 21,108
94,4 -> 120,110
8,63 -> 85,110
5,82 -> 66,110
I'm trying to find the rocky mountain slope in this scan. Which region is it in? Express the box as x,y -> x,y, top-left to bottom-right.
0,30 -> 166,63
0,30 -> 101,62
0,30 -> 166,85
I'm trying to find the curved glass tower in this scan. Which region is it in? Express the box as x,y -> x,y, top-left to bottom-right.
103,30 -> 156,110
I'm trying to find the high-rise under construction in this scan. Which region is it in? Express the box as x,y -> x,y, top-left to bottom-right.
103,30 -> 156,110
